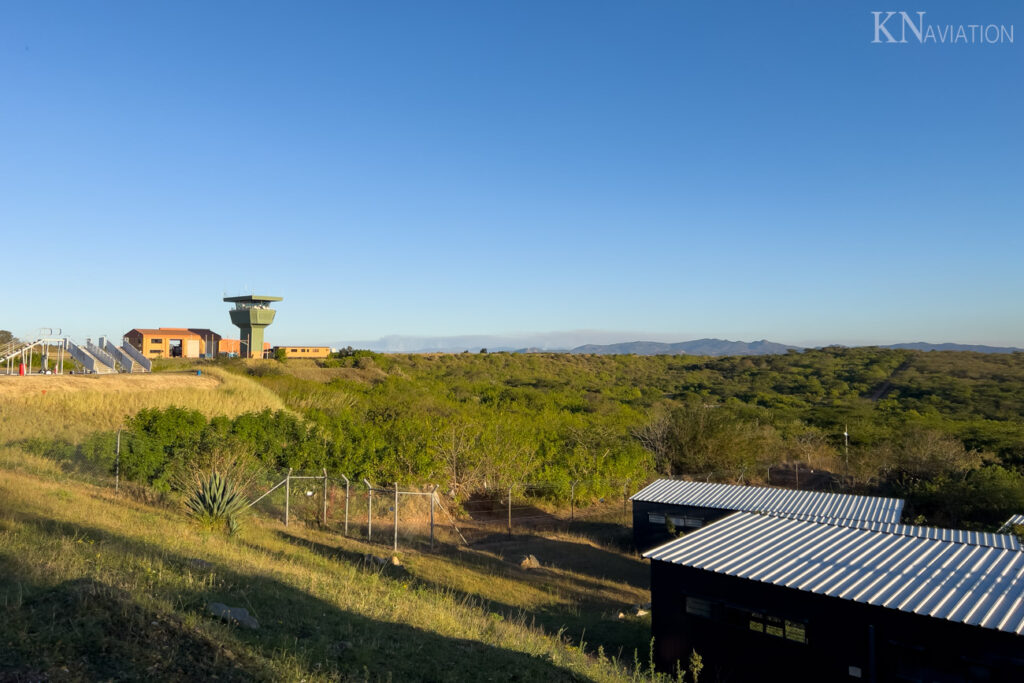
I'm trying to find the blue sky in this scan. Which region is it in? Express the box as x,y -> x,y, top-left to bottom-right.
1,1 -> 1020,348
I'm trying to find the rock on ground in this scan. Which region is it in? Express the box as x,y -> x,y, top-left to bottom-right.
207,602 -> 260,630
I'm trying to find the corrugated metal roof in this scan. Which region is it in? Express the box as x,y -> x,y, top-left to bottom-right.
631,479 -> 904,524
645,512 -> 1024,635
780,513 -> 1021,550
999,514 -> 1024,534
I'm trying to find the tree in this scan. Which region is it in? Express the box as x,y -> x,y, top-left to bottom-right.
0,330 -> 14,346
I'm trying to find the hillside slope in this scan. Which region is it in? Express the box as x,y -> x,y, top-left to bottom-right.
0,367 -> 287,443
0,455 -> 653,682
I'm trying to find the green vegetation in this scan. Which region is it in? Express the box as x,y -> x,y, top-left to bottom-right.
212,348 -> 1024,528
11,347 -> 1024,528
5,345 -> 1024,679
185,472 -> 248,535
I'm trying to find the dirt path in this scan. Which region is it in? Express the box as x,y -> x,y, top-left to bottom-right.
863,358 -> 912,401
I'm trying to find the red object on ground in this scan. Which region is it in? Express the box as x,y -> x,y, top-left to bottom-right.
18,362 -> 25,376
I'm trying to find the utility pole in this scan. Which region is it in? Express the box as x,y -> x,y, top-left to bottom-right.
844,424 -> 850,485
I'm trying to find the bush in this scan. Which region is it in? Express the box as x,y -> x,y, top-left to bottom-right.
184,472 -> 248,535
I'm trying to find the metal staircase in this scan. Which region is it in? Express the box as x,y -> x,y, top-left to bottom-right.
2,328 -> 152,374
1,328 -> 68,374
119,339 -> 152,372
65,339 -> 116,374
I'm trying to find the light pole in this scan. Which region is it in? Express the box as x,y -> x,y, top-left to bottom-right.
844,424 -> 850,485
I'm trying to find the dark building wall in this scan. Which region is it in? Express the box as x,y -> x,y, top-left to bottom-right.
650,561 -> 1024,682
631,500 -> 733,552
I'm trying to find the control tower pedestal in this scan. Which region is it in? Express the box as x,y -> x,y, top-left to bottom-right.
224,295 -> 283,358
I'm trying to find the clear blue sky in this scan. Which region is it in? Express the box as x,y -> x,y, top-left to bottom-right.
2,1 -> 1020,347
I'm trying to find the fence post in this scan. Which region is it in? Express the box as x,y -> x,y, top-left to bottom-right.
322,468 -> 328,526
115,428 -> 121,493
340,474 -> 350,536
393,482 -> 399,552
285,468 -> 293,526
570,480 -> 577,522
507,485 -> 513,538
430,484 -> 437,549
364,479 -> 373,541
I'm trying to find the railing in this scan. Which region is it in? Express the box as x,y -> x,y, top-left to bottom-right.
103,339 -> 136,373
120,341 -> 152,372
86,340 -> 118,371
65,339 -> 107,373
1,328 -> 60,363
1,338 -> 43,365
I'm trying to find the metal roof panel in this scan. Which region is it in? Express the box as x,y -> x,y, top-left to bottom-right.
645,512 -> 1024,636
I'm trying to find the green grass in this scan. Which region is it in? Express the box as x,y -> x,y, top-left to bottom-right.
0,452 -> 665,681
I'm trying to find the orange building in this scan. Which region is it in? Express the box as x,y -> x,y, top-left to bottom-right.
124,328 -> 221,359
219,338 -> 272,357
273,346 -> 332,359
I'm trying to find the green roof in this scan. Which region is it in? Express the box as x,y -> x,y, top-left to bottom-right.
223,295 -> 283,303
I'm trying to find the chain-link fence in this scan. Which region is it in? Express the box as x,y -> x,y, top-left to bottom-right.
245,471 -> 640,551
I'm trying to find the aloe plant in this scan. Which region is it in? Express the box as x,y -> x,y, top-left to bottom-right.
186,472 -> 248,534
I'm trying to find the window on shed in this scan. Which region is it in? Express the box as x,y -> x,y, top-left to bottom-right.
648,513 -> 666,524
685,597 -> 713,619
785,620 -> 807,643
669,515 -> 703,528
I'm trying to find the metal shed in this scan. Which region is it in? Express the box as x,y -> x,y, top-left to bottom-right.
629,478 -> 904,551
644,512 -> 1024,680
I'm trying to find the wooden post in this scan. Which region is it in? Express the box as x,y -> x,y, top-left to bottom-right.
322,468 -> 328,526
341,474 -> 350,536
285,468 -> 293,526
430,485 -> 437,549
393,482 -> 399,552
364,479 -> 373,541
507,486 -> 513,538
570,480 -> 577,522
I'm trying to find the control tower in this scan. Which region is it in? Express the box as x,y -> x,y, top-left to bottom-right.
224,295 -> 282,358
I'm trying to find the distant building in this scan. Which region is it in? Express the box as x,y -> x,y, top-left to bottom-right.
630,479 -> 904,551
224,294 -> 282,359
273,346 -> 332,359
219,338 -> 271,357
644,511 -> 1024,680
124,328 -> 219,359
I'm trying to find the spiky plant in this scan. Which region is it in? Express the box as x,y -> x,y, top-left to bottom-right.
185,472 -> 248,534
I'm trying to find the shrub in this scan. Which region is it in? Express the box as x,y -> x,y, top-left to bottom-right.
184,472 -> 248,534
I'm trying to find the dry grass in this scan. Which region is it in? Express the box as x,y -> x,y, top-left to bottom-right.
0,367 -> 286,443
0,455 -> 660,681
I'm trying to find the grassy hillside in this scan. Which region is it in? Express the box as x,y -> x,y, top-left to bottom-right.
0,453 -> 657,681
0,367 -> 286,443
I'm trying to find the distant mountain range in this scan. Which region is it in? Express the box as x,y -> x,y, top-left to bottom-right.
568,339 -> 800,356
335,335 -> 1022,356
882,342 -> 1023,354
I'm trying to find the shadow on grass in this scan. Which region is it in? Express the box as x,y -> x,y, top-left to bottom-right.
470,532 -> 649,591
0,573 -> 270,682
275,529 -> 653,667
0,511 -> 596,682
